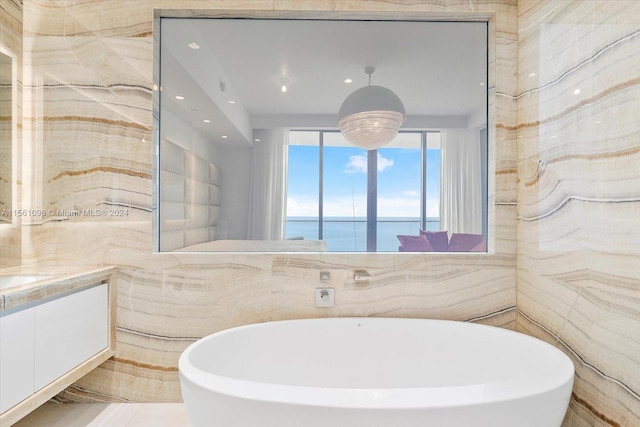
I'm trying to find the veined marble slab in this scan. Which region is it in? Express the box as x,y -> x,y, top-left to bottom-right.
517,0 -> 640,425
0,0 -> 23,269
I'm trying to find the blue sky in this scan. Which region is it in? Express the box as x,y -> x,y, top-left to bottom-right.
287,143 -> 440,218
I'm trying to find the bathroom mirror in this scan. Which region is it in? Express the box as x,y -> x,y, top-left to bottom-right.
0,48 -> 16,226
154,16 -> 488,252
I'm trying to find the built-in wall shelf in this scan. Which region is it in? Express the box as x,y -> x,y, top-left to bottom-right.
0,267 -> 116,426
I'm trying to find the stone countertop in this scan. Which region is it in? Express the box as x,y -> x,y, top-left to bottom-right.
0,266 -> 116,312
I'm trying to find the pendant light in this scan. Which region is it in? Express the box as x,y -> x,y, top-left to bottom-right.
338,66 -> 406,150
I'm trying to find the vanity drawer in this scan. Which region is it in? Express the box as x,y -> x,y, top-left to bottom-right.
34,283 -> 109,390
0,307 -> 36,413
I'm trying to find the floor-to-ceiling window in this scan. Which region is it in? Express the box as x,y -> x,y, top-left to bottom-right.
286,130 -> 441,252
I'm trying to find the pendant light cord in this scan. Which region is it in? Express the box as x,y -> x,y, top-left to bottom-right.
365,66 -> 375,86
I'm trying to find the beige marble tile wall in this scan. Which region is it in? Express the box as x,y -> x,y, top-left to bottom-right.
19,0 -> 518,404
517,0 -> 640,425
0,0 -> 22,268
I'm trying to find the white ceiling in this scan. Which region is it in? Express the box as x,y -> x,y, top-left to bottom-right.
160,18 -> 487,146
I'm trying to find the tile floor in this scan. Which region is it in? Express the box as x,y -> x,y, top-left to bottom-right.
13,403 -> 190,427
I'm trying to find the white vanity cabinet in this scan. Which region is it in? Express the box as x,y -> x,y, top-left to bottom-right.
34,283 -> 109,390
0,269 -> 115,426
0,306 -> 36,413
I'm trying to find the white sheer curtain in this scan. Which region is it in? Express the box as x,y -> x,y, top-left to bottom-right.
246,128 -> 289,240
439,129 -> 483,234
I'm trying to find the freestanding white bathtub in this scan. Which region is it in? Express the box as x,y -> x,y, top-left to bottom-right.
179,317 -> 574,427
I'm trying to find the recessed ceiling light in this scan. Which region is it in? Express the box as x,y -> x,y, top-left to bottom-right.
529,73 -> 537,77
203,119 -> 211,123
228,100 -> 236,104
188,42 -> 200,49
280,77 -> 289,93
344,78 -> 353,84
574,88 -> 581,95
480,82 -> 485,86
254,138 -> 261,142
221,135 -> 228,139
175,95 -> 184,100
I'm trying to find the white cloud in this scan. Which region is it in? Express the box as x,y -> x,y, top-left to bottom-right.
288,196 -> 439,218
344,155 -> 367,174
377,197 -> 439,217
377,153 -> 394,172
402,190 -> 419,197
426,198 -> 440,218
322,195 -> 367,217
289,195 -> 368,217
344,153 -> 394,174
286,197 -> 318,216
377,196 -> 419,217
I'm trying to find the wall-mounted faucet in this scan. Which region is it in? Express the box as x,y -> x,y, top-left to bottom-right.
354,270 -> 371,282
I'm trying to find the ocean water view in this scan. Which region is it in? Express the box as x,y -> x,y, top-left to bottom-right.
285,217 -> 440,252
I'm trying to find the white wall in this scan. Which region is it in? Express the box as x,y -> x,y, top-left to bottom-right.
217,144 -> 252,239
160,109 -> 219,163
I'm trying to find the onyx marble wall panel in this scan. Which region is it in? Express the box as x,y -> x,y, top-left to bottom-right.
0,0 -> 22,268
19,0 -> 518,404
517,1 -> 640,425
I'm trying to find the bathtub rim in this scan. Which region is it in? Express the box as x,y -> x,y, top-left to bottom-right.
178,317 -> 575,410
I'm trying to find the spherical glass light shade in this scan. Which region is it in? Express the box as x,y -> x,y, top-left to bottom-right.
338,85 -> 406,150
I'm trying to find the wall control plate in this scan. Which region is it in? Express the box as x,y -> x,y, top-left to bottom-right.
315,288 -> 335,308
